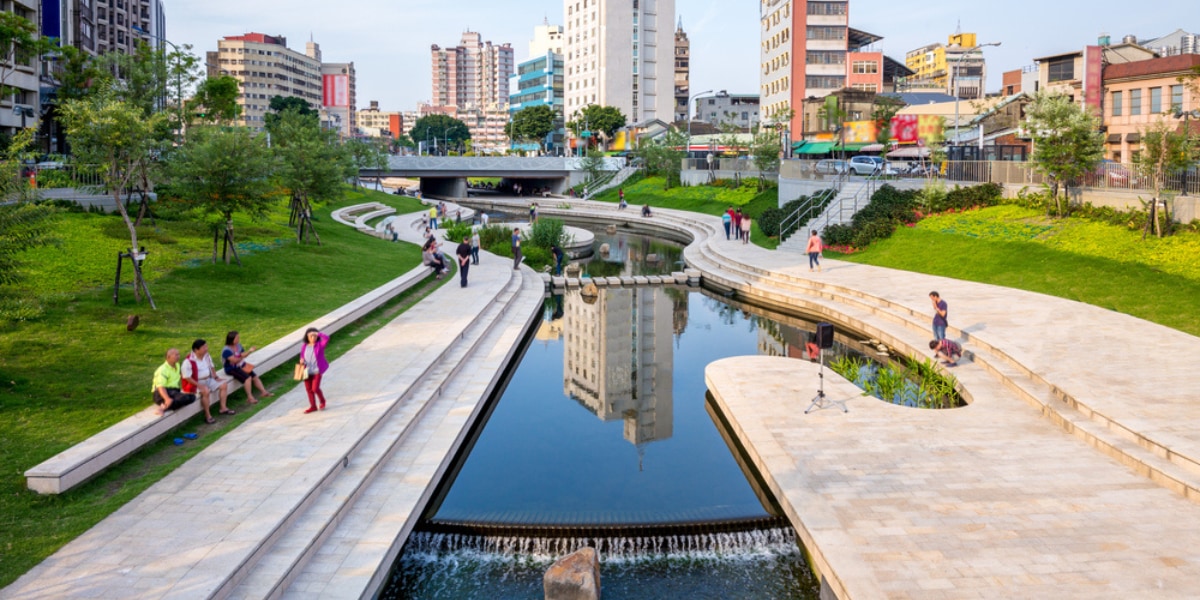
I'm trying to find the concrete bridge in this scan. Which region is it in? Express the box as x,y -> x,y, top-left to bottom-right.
359,156 -> 624,198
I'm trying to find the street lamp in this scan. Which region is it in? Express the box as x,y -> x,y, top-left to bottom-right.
686,89 -> 714,159
12,105 -> 35,129
1175,108 -> 1200,196
131,25 -> 185,142
951,42 -> 1001,147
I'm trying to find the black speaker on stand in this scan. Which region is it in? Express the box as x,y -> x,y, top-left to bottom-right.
805,322 -> 848,414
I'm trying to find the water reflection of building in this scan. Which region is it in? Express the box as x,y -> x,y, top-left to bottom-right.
757,321 -> 814,361
563,287 -> 674,446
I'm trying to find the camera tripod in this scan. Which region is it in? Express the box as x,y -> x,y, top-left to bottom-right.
804,349 -> 848,414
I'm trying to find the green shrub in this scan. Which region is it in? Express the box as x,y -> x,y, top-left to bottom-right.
479,224 -> 513,248
850,220 -> 897,248
528,217 -> 567,250
521,245 -> 551,269
823,223 -> 854,246
441,220 -> 473,244
758,207 -> 784,237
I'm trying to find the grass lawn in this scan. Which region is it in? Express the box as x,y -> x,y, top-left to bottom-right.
0,187 -> 434,586
588,174 -> 781,249
829,205 -> 1200,336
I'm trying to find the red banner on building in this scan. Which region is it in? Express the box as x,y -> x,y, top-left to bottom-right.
1083,45 -> 1103,112
891,115 -> 918,144
323,74 -> 349,107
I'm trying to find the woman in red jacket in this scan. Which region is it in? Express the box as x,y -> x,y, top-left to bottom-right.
299,328 -> 330,413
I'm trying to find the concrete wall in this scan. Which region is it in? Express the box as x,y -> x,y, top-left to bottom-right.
1003,183 -> 1200,223
420,177 -> 467,199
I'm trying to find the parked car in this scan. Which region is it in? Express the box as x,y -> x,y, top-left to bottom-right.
814,159 -> 849,175
848,155 -> 897,176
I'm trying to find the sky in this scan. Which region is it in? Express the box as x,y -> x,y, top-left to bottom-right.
169,0 -> 1195,112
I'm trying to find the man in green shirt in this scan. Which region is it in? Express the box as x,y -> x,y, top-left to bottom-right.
152,348 -> 195,416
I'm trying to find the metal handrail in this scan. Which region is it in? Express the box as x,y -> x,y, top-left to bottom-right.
811,175 -> 879,233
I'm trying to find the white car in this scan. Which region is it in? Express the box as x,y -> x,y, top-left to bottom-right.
848,156 -> 896,176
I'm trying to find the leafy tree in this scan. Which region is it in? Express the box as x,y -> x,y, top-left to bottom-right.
343,136 -> 389,190
163,125 -> 276,262
391,134 -> 415,152
409,114 -> 471,154
873,96 -> 904,149
633,127 -> 687,189
567,105 -> 626,149
59,92 -> 168,304
716,120 -> 746,159
272,109 -> 353,243
1024,92 -> 1104,217
580,148 -> 606,185
1135,117 -> 1196,237
506,105 -> 557,153
189,75 -> 242,124
750,126 -> 782,188
49,45 -> 103,104
264,96 -> 318,131
0,130 -> 55,288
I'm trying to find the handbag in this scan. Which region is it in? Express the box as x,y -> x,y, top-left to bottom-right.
241,362 -> 256,375
292,363 -> 307,381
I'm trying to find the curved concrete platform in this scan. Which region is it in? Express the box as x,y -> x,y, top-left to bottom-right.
707,356 -> 1200,598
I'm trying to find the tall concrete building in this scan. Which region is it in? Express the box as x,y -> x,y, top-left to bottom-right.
207,33 -> 323,131
430,31 -> 514,110
674,18 -> 689,123
320,58 -> 357,137
529,20 -> 565,57
759,0 -> 885,137
93,0 -> 156,55
905,32 -> 990,100
3,1 -> 40,136
563,0 -> 676,125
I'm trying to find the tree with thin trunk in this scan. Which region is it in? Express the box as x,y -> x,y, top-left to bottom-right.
1024,92 -> 1105,218
343,136 -> 388,190
272,109 -> 352,243
163,125 -> 276,264
59,92 -> 167,305
1135,116 -> 1196,238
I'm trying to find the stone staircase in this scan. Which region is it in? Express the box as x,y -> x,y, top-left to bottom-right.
585,165 -> 640,197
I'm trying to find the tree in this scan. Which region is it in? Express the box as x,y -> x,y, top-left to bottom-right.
750,126 -> 782,190
264,96 -> 318,131
873,96 -> 905,150
1024,92 -> 1105,217
272,109 -> 353,243
49,45 -> 103,104
567,105 -> 626,149
163,125 -> 276,263
409,114 -> 471,154
632,127 -> 686,189
189,75 -> 242,124
581,147 -> 606,185
506,105 -> 557,153
0,130 -> 55,288
59,92 -> 167,305
343,136 -> 389,190
1135,116 -> 1196,237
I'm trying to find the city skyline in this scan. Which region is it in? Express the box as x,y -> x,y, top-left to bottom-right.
169,0 -> 1194,114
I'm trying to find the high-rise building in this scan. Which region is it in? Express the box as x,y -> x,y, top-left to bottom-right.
510,22 -> 566,152
320,59 -> 357,138
93,0 -> 155,55
4,1 -> 40,136
905,32 -> 990,100
759,0 -> 885,137
674,19 -> 689,123
563,0 -> 677,125
206,33 -> 323,131
430,31 -> 514,110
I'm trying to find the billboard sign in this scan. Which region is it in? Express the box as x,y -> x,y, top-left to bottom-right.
322,74 -> 349,107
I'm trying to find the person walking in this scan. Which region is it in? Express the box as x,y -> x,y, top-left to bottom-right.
806,229 -> 823,272
722,209 -> 732,240
299,328 -> 329,413
733,208 -> 744,241
470,229 -> 481,265
740,214 -> 752,244
512,228 -> 523,270
456,236 -> 472,287
428,206 -> 438,230
929,291 -> 949,341
529,202 -> 538,223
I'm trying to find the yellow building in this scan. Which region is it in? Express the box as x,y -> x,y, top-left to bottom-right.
904,32 -> 989,99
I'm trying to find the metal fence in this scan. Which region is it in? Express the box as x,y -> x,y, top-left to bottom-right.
30,164 -> 107,190
938,161 -> 1200,196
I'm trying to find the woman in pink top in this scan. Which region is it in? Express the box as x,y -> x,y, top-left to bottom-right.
806,229 -> 823,272
299,328 -> 330,413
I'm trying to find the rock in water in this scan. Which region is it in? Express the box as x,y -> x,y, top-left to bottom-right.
605,224 -> 617,235
544,547 -> 600,600
599,243 -> 611,255
581,281 -> 599,297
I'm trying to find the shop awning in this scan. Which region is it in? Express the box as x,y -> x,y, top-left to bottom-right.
1125,132 -> 1141,143
1106,133 -> 1121,143
833,142 -> 870,152
794,141 -> 835,155
887,146 -> 931,159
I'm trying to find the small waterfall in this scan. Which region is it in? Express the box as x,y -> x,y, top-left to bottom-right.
402,527 -> 799,561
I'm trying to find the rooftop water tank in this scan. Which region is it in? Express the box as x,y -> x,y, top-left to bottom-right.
1122,34 -> 1138,44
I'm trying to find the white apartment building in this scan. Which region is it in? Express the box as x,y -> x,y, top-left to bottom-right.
530,20 -> 565,56
759,0 -> 793,124
563,0 -> 676,124
208,33 -> 323,130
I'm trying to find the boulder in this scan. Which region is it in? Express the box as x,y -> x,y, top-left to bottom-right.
544,547 -> 601,600
564,263 -> 583,277
581,281 -> 599,297
599,242 -> 611,255
605,224 -> 617,235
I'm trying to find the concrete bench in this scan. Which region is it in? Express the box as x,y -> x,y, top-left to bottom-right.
330,202 -> 389,228
24,264 -> 433,495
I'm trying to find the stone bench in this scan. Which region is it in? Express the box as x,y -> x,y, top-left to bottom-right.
330,202 -> 389,228
24,264 -> 433,495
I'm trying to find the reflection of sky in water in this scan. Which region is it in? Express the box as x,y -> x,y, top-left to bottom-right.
580,231 -> 685,277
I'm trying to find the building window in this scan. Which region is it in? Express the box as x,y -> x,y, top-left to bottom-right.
1150,87 -> 1162,114
807,2 -> 847,15
1111,91 -> 1122,116
1171,84 -> 1184,112
806,75 -> 845,89
806,50 -> 845,65
806,26 -> 846,41
1130,89 -> 1141,116
851,60 -> 878,74
1046,57 -> 1074,83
